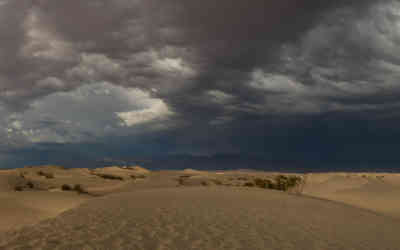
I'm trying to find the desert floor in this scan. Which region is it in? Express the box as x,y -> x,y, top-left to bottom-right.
1,166 -> 400,249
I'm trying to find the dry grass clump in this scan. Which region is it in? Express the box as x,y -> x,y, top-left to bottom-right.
61,184 -> 72,191
61,183 -> 88,194
130,174 -> 147,180
37,171 -> 54,179
73,184 -> 88,194
14,186 -> 24,191
177,175 -> 212,186
95,173 -> 124,181
254,178 -> 273,189
212,179 -> 223,185
201,181 -> 209,186
14,181 -> 35,191
177,176 -> 187,185
27,181 -> 34,189
244,182 -> 255,187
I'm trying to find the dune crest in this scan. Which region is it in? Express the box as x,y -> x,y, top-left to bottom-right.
1,168 -> 400,249
1,187 -> 400,249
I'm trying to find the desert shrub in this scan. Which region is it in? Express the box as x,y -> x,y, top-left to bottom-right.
244,182 -> 255,187
37,171 -> 54,179
178,178 -> 185,185
287,176 -> 302,187
251,176 -> 302,191
212,179 -> 223,185
27,181 -> 34,189
237,177 -> 248,181
15,181 -> 35,191
254,178 -> 270,188
73,184 -> 88,194
96,173 -> 124,180
267,181 -> 277,189
61,184 -> 72,191
201,181 -> 209,186
275,175 -> 302,191
275,175 -> 288,191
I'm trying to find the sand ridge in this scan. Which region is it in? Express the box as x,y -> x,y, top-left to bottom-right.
302,172 -> 400,218
0,165 -> 150,232
1,167 -> 400,249
1,187 -> 400,250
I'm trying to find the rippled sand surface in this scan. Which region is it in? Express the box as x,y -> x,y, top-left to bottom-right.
2,167 -> 400,249
1,187 -> 400,250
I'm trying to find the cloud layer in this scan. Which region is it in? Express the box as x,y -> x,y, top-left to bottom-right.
1,0 -> 400,169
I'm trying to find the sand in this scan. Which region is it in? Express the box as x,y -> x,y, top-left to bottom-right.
302,172 -> 400,218
1,167 -> 400,249
0,165 -> 146,232
1,187 -> 400,250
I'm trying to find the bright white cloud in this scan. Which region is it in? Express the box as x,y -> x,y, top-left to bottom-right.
10,120 -> 22,130
67,53 -> 124,81
250,70 -> 306,94
116,99 -> 173,127
207,90 -> 235,104
152,57 -> 196,77
2,83 -> 175,144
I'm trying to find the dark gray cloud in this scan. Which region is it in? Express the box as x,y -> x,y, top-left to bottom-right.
1,0 -> 400,169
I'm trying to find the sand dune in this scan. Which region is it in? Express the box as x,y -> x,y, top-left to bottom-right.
1,167 -> 400,249
303,173 -> 400,218
0,166 -> 147,232
1,187 -> 400,249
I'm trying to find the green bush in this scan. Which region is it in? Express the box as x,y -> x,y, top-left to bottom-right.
251,175 -> 302,191
275,175 -> 302,191
254,178 -> 272,189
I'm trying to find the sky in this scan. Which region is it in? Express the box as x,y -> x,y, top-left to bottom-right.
1,0 -> 400,170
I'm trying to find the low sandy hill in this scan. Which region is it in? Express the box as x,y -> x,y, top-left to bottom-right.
0,165 -> 151,232
182,168 -> 207,175
91,165 -> 150,180
0,190 -> 90,234
0,170 -> 25,192
1,187 -> 399,250
12,165 -> 151,194
2,168 -> 400,249
303,173 -> 400,218
0,168 -> 91,233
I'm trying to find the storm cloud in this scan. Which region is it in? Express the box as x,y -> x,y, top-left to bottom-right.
1,0 -> 400,169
